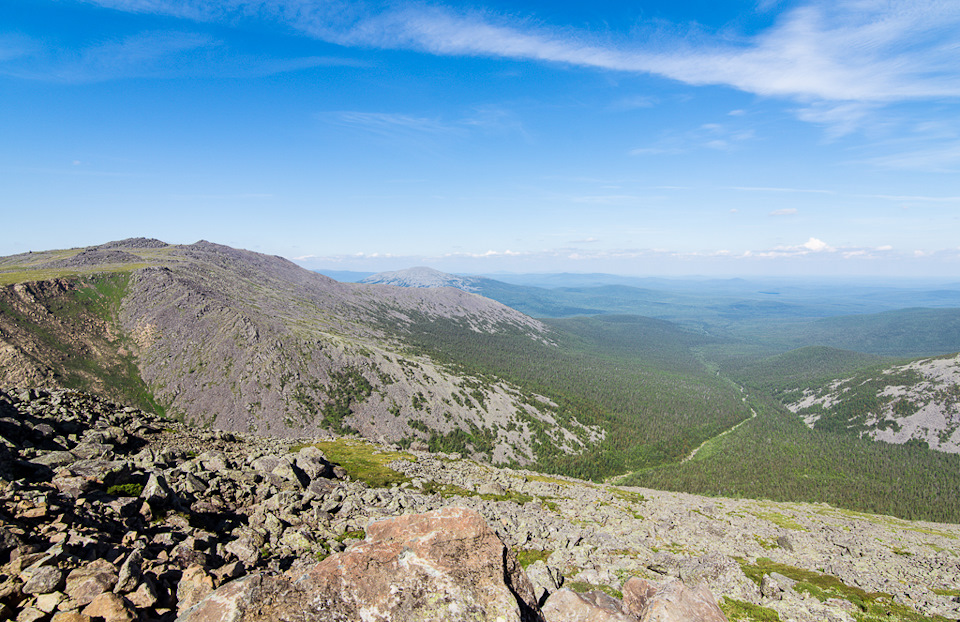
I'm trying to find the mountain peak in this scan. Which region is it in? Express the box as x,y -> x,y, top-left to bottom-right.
361,266 -> 480,292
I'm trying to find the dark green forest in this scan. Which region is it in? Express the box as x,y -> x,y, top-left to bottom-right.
380,300 -> 960,523
383,312 -> 752,480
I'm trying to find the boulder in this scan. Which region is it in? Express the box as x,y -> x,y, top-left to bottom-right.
22,565 -> 64,595
627,578 -> 727,622
541,588 -> 634,621
622,577 -> 659,616
178,565 -> 216,615
81,591 -> 135,622
178,507 -> 544,621
65,559 -> 119,606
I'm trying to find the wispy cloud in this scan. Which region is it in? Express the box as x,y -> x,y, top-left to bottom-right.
730,186 -> 835,194
769,208 -> 799,216
862,141 -> 960,172
0,27 -> 364,83
77,1 -> 960,105
630,122 -> 756,156
861,193 -> 960,203
322,111 -> 461,138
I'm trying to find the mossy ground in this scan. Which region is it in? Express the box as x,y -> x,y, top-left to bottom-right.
738,557 -> 952,622
301,439 -> 414,488
720,597 -> 781,621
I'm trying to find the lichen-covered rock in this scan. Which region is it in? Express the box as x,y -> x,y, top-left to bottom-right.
541,588 -> 634,621
178,507 -> 543,622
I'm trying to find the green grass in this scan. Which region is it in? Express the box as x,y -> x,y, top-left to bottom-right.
514,549 -> 552,569
304,439 -> 414,488
0,263 -> 149,285
748,510 -> 807,531
720,597 -> 781,621
737,558 -> 952,622
106,482 -> 145,497
564,581 -> 622,600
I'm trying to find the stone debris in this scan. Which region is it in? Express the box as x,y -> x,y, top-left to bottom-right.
1,386 -> 959,621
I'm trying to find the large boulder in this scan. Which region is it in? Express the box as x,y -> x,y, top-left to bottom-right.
623,577 -> 727,622
177,507 -> 544,622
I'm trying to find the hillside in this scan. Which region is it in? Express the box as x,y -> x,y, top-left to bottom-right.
783,352 -> 960,453
0,240 -> 598,466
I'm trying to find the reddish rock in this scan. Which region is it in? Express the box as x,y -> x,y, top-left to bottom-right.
622,577 -> 659,618
81,591 -> 135,622
541,588 -> 634,621
65,559 -> 119,606
178,565 -> 216,615
633,579 -> 727,622
178,507 -> 543,622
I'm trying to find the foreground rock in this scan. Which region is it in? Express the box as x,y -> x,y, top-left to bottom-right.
1,386 -> 958,622
178,507 -> 544,622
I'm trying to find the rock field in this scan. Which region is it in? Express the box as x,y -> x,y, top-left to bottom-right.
1,386 -> 959,621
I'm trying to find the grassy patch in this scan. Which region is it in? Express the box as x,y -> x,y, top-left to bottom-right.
0,263 -> 150,285
720,597 -> 781,621
303,439 -> 414,488
609,487 -> 645,504
932,588 -> 960,597
335,529 -> 366,542
107,482 -> 145,497
419,480 -> 536,504
564,581 -> 622,600
737,558 -> 952,622
749,510 -> 806,531
514,549 -> 552,569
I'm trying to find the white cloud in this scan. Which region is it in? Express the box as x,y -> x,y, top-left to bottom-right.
863,141 -> 960,172
802,237 -> 831,252
631,122 -> 755,155
79,0 -> 960,106
770,208 -> 798,215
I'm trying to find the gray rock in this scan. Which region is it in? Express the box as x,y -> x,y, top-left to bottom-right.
141,472 -> 173,506
22,566 -> 64,595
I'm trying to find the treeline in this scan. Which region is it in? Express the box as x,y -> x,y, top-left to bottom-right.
623,396 -> 960,524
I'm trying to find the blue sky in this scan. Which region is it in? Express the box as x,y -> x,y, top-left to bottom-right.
2,0 -> 960,277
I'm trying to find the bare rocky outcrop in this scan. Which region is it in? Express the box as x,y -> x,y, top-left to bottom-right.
786,352 -> 960,452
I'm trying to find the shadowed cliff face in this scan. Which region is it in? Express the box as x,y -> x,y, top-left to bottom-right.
0,240 -> 600,464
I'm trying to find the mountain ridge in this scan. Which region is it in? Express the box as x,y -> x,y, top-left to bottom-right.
0,240 -> 599,466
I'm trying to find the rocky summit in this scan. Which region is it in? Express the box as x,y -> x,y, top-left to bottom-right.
1,386 -> 959,622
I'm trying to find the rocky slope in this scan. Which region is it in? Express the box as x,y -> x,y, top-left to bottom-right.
0,240 -> 601,464
785,352 -> 960,453
1,387 -> 958,622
